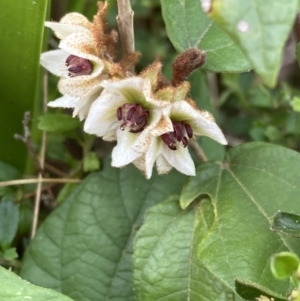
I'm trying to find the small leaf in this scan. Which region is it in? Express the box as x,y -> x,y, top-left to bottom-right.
264,126 -> 283,142
271,211 -> 300,237
38,113 -> 81,132
209,0 -> 298,86
271,252 -> 299,279
160,0 -> 251,72
0,198 -> 19,250
83,151 -> 100,172
3,247 -> 18,261
291,97 -> 300,112
0,266 -> 74,301
235,279 -> 287,301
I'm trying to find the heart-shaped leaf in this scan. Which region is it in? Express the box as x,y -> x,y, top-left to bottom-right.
208,0 -> 298,86
133,142 -> 300,300
160,0 -> 251,72
20,161 -> 186,301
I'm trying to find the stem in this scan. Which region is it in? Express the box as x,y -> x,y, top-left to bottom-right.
116,0 -> 135,60
189,139 -> 208,162
0,178 -> 81,187
206,72 -> 219,111
31,72 -> 48,239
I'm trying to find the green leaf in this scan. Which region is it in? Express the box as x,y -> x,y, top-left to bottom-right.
0,161 -> 21,198
0,266 -> 74,301
38,113 -> 81,132
83,151 -> 100,172
0,198 -> 19,250
209,0 -> 298,86
271,252 -> 299,279
271,211 -> 300,238
20,162 -> 186,301
3,247 -> 18,261
56,183 -> 78,205
178,142 -> 300,298
291,97 -> 300,112
134,197 -> 243,301
0,0 -> 49,170
235,279 -> 288,301
160,0 -> 251,72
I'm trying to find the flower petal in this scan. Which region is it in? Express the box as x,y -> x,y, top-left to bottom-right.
111,129 -> 141,167
59,13 -> 90,28
58,74 -> 108,99
150,110 -> 173,137
73,85 -> 103,121
171,101 -> 227,145
103,129 -> 117,141
59,32 -> 103,68
130,109 -> 163,154
162,144 -> 196,176
155,155 -> 172,175
102,77 -> 170,109
45,13 -> 90,40
84,89 -> 124,136
40,50 -> 69,77
48,94 -> 78,108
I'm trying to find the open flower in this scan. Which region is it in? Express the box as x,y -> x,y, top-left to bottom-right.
133,100 -> 227,178
40,5 -> 118,120
84,77 -> 172,164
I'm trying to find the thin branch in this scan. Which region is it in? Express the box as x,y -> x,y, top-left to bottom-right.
189,139 -> 208,162
116,0 -> 135,64
31,72 -> 48,238
0,178 -> 81,187
206,72 -> 219,111
14,112 -> 42,173
44,162 -> 68,177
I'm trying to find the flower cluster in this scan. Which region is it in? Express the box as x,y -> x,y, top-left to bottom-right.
41,3 -> 227,178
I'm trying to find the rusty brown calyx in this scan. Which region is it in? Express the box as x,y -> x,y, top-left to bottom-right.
172,48 -> 206,86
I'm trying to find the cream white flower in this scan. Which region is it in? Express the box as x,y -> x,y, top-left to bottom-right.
40,12 -> 109,120
133,100 -> 228,178
84,77 -> 172,165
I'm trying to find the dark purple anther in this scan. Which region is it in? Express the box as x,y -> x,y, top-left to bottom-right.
185,123 -> 193,138
117,107 -> 123,121
161,121 -> 193,150
65,55 -> 93,77
127,106 -> 136,121
116,103 -> 150,133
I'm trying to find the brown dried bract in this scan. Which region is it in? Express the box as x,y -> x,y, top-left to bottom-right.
92,1 -> 119,61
